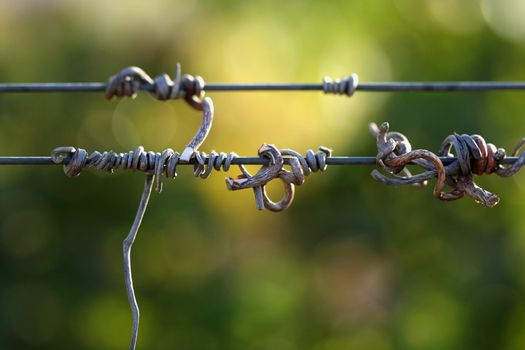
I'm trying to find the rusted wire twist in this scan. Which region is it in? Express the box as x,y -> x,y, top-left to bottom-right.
371,122 -> 525,207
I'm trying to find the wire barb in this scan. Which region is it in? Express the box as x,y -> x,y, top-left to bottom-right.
322,74 -> 359,96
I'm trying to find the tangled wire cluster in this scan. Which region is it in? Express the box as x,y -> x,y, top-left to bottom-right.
371,122 -> 525,207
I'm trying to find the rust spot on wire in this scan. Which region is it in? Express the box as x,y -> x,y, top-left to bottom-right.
370,122 -> 525,207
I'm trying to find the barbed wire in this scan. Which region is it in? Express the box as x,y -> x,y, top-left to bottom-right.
4,63 -> 525,350
0,124 -> 522,209
3,126 -> 525,350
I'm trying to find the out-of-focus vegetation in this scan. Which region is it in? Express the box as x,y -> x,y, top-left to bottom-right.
2,0 -> 525,349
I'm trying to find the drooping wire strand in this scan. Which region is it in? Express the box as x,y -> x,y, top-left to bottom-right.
123,175 -> 154,350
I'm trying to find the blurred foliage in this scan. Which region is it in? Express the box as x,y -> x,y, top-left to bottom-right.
1,0 -> 525,349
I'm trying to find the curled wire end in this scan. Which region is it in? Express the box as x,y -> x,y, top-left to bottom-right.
371,122 -> 449,201
370,122 -> 432,189
104,63 -> 206,110
322,73 -> 359,96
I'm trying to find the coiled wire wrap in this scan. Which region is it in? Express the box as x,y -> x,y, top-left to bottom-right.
50,146 -> 239,194
192,150 -> 239,178
280,146 -> 333,175
322,74 -> 359,96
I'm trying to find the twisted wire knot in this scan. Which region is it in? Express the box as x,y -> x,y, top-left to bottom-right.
226,145 -> 332,212
105,64 -> 206,110
370,122 -> 525,207
371,122 -> 447,198
322,73 -> 359,96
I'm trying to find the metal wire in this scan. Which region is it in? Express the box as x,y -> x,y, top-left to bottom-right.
3,81 -> 525,93
0,156 -> 518,166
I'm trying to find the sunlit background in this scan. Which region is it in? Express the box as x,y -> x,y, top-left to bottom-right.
2,0 -> 525,349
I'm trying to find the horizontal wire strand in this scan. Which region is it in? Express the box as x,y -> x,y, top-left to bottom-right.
3,82 -> 525,93
0,156 -> 519,166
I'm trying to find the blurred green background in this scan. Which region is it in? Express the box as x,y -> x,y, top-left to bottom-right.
2,0 -> 525,349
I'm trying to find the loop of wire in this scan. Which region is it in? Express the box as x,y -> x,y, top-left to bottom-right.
370,122 -> 525,207
226,144 -> 332,211
105,63 -> 206,110
322,73 -> 359,96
